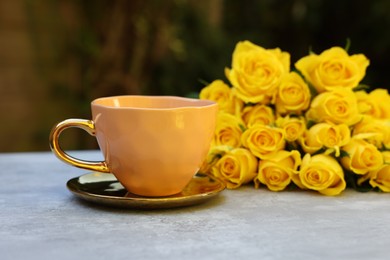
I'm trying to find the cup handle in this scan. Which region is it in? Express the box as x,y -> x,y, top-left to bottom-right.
49,119 -> 110,173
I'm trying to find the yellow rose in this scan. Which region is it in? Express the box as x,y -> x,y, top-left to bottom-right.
255,150 -> 301,191
353,116 -> 390,149
355,89 -> 390,119
241,124 -> 285,159
355,90 -> 373,115
225,40 -> 290,104
213,112 -> 244,148
383,120 -> 390,149
358,151 -> 390,192
211,148 -> 258,189
275,72 -> 311,115
199,79 -> 243,115
367,151 -> 390,192
292,154 -> 346,196
340,138 -> 383,175
295,47 -> 369,93
300,123 -> 351,157
199,145 -> 231,174
305,88 -> 361,126
275,116 -> 306,142
241,104 -> 275,128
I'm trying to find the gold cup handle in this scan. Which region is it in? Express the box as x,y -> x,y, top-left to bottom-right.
49,119 -> 110,173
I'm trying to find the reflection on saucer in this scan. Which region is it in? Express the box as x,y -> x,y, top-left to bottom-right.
67,172 -> 225,209
78,172 -> 117,184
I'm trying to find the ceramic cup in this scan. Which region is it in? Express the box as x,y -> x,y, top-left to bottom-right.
49,95 -> 217,197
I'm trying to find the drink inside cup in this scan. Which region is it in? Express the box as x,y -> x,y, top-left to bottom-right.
50,96 -> 218,197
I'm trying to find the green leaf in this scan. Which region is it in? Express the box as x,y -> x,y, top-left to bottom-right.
286,142 -> 298,151
306,119 -> 316,129
380,144 -> 390,152
355,184 -> 375,193
285,182 -> 300,191
344,170 -> 374,192
186,92 -> 200,98
245,102 -> 257,106
354,179 -> 374,193
344,38 -> 351,52
353,84 -> 371,92
312,147 -> 326,156
344,170 -> 357,189
308,45 -> 315,55
307,81 -> 318,97
339,150 -> 349,158
198,78 -> 209,86
239,124 -> 247,132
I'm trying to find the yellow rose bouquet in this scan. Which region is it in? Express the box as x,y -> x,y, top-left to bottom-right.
199,40 -> 390,196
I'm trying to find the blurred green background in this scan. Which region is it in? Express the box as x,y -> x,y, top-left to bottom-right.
1,0 -> 389,152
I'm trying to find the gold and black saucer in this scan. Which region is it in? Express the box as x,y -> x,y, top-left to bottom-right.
67,172 -> 225,209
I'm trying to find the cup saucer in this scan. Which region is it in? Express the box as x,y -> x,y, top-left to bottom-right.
66,172 -> 226,209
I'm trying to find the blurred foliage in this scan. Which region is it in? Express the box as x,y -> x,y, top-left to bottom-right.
17,0 -> 390,150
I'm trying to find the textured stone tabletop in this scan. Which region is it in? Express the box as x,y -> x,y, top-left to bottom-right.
0,151 -> 389,260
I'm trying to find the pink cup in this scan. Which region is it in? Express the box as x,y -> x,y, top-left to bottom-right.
50,95 -> 217,197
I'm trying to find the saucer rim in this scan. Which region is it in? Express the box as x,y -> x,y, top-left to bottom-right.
66,172 -> 225,209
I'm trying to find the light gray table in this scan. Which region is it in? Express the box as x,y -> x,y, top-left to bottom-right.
0,151 -> 389,260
